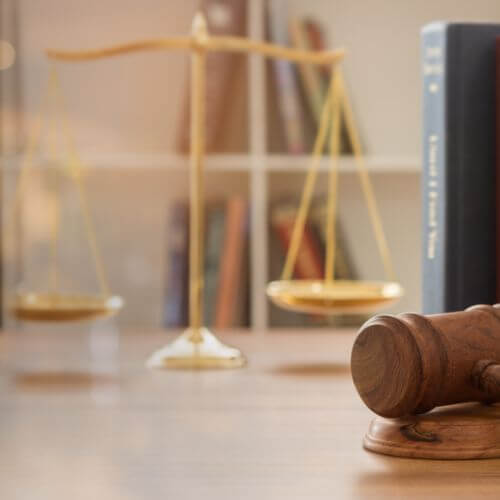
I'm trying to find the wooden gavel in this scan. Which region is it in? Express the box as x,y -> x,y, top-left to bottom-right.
351,304 -> 500,418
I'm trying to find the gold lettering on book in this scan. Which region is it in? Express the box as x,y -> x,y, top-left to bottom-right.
427,134 -> 439,259
426,46 -> 442,58
423,63 -> 443,76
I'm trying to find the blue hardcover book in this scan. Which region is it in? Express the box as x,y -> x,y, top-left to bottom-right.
421,22 -> 499,313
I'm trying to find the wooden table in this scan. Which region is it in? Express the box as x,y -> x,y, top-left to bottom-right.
1,328 -> 499,499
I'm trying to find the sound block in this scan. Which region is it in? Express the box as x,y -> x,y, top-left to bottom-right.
364,402 -> 500,459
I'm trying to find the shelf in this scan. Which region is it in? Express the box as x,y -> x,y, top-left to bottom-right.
0,153 -> 251,172
264,155 -> 421,173
82,153 -> 252,172
81,153 -> 421,173
1,152 -> 421,173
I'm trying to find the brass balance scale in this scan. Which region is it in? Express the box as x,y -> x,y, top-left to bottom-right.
10,12 -> 402,368
266,63 -> 403,316
9,67 -> 123,322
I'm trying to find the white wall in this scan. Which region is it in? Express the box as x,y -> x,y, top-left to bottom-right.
17,0 -> 201,153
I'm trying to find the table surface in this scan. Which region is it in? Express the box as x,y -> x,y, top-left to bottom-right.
1,327 -> 500,500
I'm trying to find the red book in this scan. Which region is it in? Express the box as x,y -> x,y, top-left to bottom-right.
272,206 -> 324,280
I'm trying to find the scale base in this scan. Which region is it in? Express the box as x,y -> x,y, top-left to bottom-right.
146,327 -> 246,370
364,402 -> 500,459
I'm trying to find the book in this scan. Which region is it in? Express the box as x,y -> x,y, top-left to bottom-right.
310,203 -> 356,281
304,20 -> 331,81
289,18 -> 325,129
204,204 -> 226,326
268,225 -> 317,327
215,196 -> 248,329
269,199 -> 361,327
267,0 -> 305,154
163,201 -> 189,327
176,0 -> 247,153
421,22 -> 499,314
292,18 -> 353,154
271,202 -> 324,280
266,57 -> 291,153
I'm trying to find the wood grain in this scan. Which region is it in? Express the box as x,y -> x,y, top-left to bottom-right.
351,304 -> 500,418
365,403 -> 500,459
1,329 -> 500,499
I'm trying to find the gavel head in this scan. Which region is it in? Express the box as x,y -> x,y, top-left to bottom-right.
350,304 -> 500,418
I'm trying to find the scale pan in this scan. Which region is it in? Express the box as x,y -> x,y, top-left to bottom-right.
11,293 -> 124,322
267,280 -> 403,315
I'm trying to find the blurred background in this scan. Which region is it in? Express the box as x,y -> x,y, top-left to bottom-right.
1,0 -> 499,332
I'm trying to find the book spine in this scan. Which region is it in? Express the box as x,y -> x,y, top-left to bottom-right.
273,213 -> 324,280
215,197 -> 248,329
304,19 -> 352,155
267,0 -> 305,154
204,205 -> 226,326
422,23 -> 498,313
176,0 -> 247,153
163,202 -> 189,327
312,212 -> 356,280
289,18 -> 324,123
421,23 -> 447,314
305,20 -> 330,81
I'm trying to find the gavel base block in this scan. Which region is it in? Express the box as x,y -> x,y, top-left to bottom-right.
364,403 -> 500,459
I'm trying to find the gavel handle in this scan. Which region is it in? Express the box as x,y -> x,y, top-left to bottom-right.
472,360 -> 500,398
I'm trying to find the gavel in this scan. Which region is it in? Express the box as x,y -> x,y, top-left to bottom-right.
351,304 -> 500,418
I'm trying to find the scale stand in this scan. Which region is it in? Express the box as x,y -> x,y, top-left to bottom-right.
146,327 -> 245,369
46,12 -> 343,367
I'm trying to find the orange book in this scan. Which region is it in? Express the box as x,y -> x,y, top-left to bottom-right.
214,197 -> 248,329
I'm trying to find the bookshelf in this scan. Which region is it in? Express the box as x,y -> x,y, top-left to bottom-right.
245,0 -> 420,330
242,0 -> 500,330
7,0 -> 500,331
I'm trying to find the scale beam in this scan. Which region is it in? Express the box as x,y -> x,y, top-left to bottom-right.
46,37 -> 344,65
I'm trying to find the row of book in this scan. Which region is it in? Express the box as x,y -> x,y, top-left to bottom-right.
163,197 -> 249,329
266,0 -> 351,155
421,23 -> 500,313
271,200 -> 355,285
176,0 -> 248,154
269,199 -> 363,327
163,196 -> 364,329
175,0 -> 351,155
